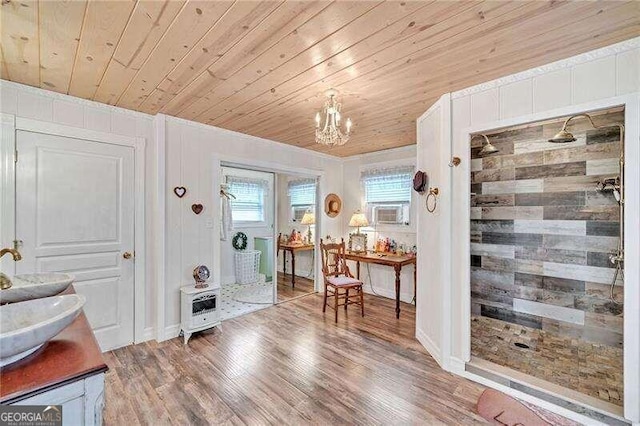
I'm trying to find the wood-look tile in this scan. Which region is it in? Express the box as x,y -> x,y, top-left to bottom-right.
482,232 -> 542,247
470,255 -> 482,267
471,285 -> 513,307
543,142 -> 620,165
470,230 -> 481,243
513,298 -> 584,325
482,152 -> 544,170
470,158 -> 483,172
586,221 -> 620,236
586,127 -> 622,145
480,305 -> 542,330
481,207 -> 515,220
470,267 -> 514,288
586,158 -> 620,176
543,175 -> 611,193
515,161 -> 586,180
515,246 -> 586,265
515,191 -> 585,206
482,179 -> 543,195
514,137 -> 585,155
514,259 -> 544,275
514,220 -> 586,236
486,125 -> 543,143
480,256 -> 515,272
543,235 -> 618,253
585,312 -> 623,334
574,295 -> 623,317
472,168 -> 515,183
585,282 -> 623,301
543,205 -> 619,221
470,219 -> 514,233
470,207 -> 481,220
587,252 -> 615,269
471,194 -> 514,207
586,190 -> 619,206
543,262 -> 616,285
514,206 -> 544,220
513,285 -> 575,308
514,272 -> 543,289
471,183 -> 482,195
470,242 -> 514,259
542,276 -> 585,294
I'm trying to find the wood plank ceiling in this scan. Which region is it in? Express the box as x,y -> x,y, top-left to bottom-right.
1,1 -> 639,157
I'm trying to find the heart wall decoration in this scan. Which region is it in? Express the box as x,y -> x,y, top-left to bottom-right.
191,204 -> 204,215
174,186 -> 187,198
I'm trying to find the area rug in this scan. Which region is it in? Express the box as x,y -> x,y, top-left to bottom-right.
477,389 -> 578,426
233,282 -> 274,304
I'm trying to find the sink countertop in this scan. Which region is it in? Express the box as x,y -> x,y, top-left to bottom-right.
0,286 -> 108,403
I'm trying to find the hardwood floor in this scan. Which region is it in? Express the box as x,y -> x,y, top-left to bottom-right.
104,294 -> 488,425
277,273 -> 315,303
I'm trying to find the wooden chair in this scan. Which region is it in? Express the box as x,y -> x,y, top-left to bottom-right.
320,238 -> 364,322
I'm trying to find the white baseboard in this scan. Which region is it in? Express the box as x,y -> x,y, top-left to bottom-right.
162,324 -> 181,341
448,357 -> 466,375
141,327 -> 155,343
416,327 -> 442,367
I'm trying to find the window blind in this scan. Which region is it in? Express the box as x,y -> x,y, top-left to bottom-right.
288,178 -> 316,206
361,166 -> 413,204
227,176 -> 268,222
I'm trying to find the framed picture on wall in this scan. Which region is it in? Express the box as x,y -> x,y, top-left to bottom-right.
348,233 -> 368,253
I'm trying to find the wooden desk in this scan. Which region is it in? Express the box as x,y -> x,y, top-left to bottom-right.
278,243 -> 314,288
343,252 -> 416,319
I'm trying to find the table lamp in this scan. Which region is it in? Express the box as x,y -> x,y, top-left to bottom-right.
300,211 -> 315,243
348,211 -> 369,234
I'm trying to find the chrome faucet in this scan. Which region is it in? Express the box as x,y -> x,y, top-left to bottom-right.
0,248 -> 22,290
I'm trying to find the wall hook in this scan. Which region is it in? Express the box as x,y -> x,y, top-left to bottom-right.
448,156 -> 461,167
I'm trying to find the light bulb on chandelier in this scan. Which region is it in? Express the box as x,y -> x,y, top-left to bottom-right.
314,89 -> 352,147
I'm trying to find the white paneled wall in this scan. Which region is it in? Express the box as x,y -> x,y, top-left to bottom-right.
163,116 -> 344,333
0,81 -> 158,335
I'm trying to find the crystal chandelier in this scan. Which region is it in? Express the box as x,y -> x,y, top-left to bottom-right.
315,89 -> 352,146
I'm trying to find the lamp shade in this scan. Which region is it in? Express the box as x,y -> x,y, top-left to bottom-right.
300,211 -> 315,225
348,212 -> 369,228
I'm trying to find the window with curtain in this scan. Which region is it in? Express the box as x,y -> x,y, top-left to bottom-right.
227,175 -> 268,223
361,165 -> 413,225
288,178 -> 316,222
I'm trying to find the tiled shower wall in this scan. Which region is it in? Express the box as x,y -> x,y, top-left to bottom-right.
469,109 -> 624,405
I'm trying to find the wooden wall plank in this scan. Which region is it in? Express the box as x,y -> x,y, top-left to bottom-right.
141,1 -> 330,115
115,0 -> 236,110
1,0 -> 40,86
175,0 -> 383,120
39,0 -> 87,93
93,0 -> 185,105
68,0 -> 136,99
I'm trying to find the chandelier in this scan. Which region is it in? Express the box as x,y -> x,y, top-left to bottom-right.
314,89 -> 352,146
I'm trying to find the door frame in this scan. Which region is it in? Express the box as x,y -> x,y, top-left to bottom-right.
216,157 -> 323,305
0,114 -> 147,346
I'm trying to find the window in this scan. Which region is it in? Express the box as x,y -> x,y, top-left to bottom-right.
288,178 -> 316,222
227,176 -> 268,223
361,166 -> 413,225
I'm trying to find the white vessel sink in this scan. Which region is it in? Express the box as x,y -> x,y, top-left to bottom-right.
0,273 -> 74,304
0,294 -> 85,367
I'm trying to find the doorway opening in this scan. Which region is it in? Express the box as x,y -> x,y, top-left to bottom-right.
276,173 -> 318,303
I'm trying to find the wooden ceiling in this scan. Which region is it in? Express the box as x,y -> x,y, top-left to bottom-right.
1,1 -> 638,156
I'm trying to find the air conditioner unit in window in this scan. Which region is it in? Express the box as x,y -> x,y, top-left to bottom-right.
292,206 -> 308,222
373,204 -> 404,224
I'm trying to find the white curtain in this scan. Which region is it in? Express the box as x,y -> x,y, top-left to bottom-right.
226,176 -> 270,222
288,178 -> 316,207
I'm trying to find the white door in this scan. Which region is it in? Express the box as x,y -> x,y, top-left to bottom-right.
15,130 -> 135,351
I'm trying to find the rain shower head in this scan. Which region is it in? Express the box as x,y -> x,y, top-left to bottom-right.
548,113 -> 597,143
475,134 -> 500,157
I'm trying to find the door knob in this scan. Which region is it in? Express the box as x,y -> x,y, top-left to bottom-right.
123,252 -> 133,259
